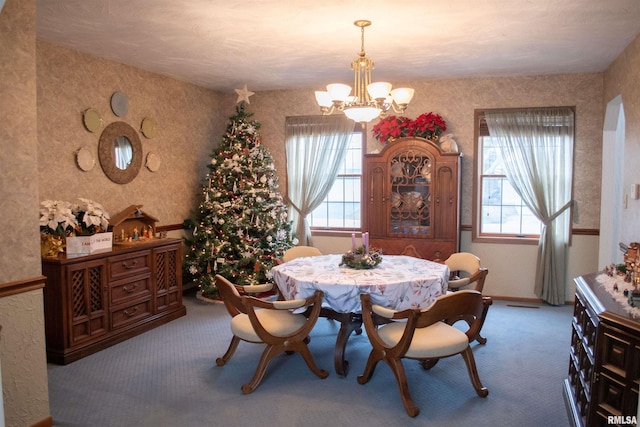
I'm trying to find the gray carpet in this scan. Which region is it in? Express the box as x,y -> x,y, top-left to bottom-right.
48,292 -> 573,427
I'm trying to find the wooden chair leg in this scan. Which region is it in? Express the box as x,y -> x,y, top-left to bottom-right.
460,346 -> 489,397
357,349 -> 383,385
473,297 -> 492,345
386,357 -> 420,417
296,343 -> 329,379
241,344 -> 282,394
216,336 -> 240,366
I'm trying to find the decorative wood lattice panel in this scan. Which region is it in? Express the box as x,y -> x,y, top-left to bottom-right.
156,252 -> 167,291
89,266 -> 103,312
71,266 -> 103,318
167,250 -> 177,288
71,269 -> 87,317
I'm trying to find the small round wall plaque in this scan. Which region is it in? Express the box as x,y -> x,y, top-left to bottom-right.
82,108 -> 102,133
140,117 -> 157,139
75,146 -> 95,171
110,91 -> 129,117
145,152 -> 161,172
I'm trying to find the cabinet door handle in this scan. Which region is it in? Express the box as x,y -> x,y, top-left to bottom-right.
122,284 -> 138,293
124,307 -> 138,317
122,260 -> 138,269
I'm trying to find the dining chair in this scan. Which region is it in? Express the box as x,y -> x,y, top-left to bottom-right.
444,252 -> 488,293
214,274 -> 328,394
357,290 -> 490,417
281,245 -> 322,263
444,252 -> 491,344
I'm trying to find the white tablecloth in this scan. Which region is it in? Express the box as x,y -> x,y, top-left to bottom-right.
270,254 -> 449,313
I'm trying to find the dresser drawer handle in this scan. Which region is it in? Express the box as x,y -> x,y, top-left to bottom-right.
122,260 -> 139,269
122,284 -> 138,293
124,307 -> 138,317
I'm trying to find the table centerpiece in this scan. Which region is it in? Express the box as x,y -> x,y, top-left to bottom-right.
340,232 -> 383,269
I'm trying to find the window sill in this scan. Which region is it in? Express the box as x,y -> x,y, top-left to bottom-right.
472,235 -> 539,245
311,229 -> 361,238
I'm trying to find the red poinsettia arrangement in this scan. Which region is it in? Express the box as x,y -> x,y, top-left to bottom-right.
372,112 -> 447,144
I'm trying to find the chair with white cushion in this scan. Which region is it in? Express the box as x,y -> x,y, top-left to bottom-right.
357,290 -> 490,417
444,252 -> 491,344
214,274 -> 328,394
281,245 -> 322,263
444,252 -> 488,293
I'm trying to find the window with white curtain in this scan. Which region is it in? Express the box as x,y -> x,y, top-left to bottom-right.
478,134 -> 542,237
474,108 -> 574,242
309,127 -> 363,230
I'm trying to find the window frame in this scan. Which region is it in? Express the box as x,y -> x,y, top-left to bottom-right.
473,109 -> 548,245
310,123 -> 364,236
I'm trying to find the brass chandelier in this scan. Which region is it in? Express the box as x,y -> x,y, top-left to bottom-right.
315,20 -> 415,123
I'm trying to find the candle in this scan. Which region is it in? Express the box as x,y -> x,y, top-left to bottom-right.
352,233 -> 356,250
364,232 -> 369,252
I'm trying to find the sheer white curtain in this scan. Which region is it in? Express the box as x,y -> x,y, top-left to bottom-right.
485,108 -> 574,305
285,115 -> 354,245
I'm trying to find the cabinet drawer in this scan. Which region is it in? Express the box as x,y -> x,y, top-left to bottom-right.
109,251 -> 151,280
110,274 -> 151,306
111,299 -> 151,329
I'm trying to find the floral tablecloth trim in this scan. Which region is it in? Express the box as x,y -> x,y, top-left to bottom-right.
595,273 -> 640,319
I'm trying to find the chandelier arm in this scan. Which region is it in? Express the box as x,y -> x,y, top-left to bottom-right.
389,102 -> 409,114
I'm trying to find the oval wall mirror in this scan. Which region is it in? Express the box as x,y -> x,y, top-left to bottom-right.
98,121 -> 142,184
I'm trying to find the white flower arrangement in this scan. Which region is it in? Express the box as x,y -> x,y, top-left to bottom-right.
39,198 -> 110,236
73,198 -> 110,235
39,200 -> 78,236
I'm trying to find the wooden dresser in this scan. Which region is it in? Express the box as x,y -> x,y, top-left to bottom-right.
42,238 -> 186,364
564,273 -> 640,426
364,137 -> 461,261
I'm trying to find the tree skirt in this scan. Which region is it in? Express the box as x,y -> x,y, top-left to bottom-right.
195,290 -> 223,304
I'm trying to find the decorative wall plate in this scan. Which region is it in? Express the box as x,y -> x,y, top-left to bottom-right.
140,117 -> 157,139
75,146 -> 95,171
146,152 -> 161,172
82,108 -> 102,133
110,91 -> 129,117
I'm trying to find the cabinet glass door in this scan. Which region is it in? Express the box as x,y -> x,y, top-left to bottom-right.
389,149 -> 433,237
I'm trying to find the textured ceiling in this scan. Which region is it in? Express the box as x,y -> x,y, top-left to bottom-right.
35,0 -> 640,93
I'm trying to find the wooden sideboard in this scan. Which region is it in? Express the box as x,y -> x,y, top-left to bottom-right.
564,273 -> 640,426
363,137 -> 461,261
42,238 -> 186,364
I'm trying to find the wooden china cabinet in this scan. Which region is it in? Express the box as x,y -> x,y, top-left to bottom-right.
41,238 -> 186,364
363,136 -> 461,261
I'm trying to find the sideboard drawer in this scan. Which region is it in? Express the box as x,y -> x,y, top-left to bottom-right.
111,299 -> 152,330
109,250 -> 151,280
110,274 -> 151,306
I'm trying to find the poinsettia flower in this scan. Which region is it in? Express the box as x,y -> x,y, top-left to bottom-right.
39,200 -> 78,235
72,198 -> 110,235
373,112 -> 447,143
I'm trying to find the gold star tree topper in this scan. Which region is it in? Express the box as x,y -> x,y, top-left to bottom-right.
235,84 -> 255,104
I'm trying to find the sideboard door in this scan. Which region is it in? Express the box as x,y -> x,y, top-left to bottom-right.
66,259 -> 109,346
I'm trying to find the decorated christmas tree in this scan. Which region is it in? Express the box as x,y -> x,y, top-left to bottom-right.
183,102 -> 295,298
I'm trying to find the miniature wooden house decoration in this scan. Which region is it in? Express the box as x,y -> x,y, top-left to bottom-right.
109,205 -> 159,243
623,242 -> 640,291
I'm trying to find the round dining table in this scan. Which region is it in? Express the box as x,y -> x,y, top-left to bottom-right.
270,254 -> 449,375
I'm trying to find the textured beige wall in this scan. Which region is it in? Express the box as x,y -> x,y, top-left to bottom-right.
604,32 -> 640,241
250,73 -> 604,229
0,0 -> 51,426
37,41 -> 227,225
